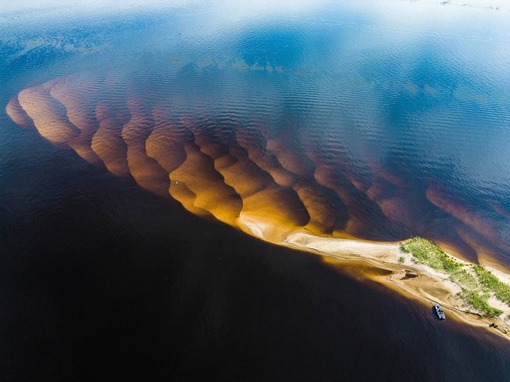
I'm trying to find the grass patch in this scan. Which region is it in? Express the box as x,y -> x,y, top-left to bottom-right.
400,237 -> 461,273
461,290 -> 503,318
473,265 -> 510,305
398,256 -> 405,264
450,268 -> 478,290
400,237 -> 510,318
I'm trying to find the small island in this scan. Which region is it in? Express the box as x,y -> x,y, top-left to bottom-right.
400,237 -> 510,320
8,70 -> 510,342
274,230 -> 510,339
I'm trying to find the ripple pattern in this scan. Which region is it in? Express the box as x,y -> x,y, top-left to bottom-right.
6,73 -> 510,266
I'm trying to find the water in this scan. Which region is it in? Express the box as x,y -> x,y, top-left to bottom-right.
2,1 -> 510,380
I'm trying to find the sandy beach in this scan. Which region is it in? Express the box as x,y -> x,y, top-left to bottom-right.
239,217 -> 510,340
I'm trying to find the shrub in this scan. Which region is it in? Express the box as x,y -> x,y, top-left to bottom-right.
473,265 -> 510,305
450,268 -> 478,290
401,237 -> 510,315
461,290 -> 503,318
400,237 -> 461,273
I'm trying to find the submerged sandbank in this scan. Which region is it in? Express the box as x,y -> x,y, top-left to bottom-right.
7,73 -> 510,339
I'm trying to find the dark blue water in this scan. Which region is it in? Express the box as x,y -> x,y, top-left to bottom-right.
2,1 -> 510,380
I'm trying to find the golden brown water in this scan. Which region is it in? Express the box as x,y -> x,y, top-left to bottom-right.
3,2 -> 510,379
7,72 -> 510,271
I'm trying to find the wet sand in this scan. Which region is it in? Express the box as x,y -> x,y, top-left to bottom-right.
2,148 -> 510,380
8,72 -> 510,269
239,220 -> 510,340
6,72 -> 510,343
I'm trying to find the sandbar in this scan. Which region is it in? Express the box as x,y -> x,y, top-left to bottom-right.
239,217 -> 510,341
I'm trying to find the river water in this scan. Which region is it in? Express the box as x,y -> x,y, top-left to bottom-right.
1,1 -> 510,380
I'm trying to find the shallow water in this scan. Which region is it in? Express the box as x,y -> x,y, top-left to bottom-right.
5,1 -> 510,266
2,1 -> 510,380
1,128 -> 510,380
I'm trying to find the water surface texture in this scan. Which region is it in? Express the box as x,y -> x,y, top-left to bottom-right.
2,1 -> 510,380
5,0 -> 510,266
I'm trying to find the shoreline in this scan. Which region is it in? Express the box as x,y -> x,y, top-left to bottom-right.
239,218 -> 510,341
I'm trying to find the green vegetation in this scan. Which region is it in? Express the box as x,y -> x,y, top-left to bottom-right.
461,290 -> 503,318
450,268 -> 478,290
398,256 -> 405,264
400,236 -> 510,318
473,265 -> 510,305
400,237 -> 461,272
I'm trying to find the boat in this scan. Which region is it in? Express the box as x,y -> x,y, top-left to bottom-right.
434,304 -> 446,320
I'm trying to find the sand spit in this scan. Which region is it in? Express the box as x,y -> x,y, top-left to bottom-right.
7,73 -> 510,340
284,231 -> 510,340
7,73 -> 510,263
239,220 -> 510,340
